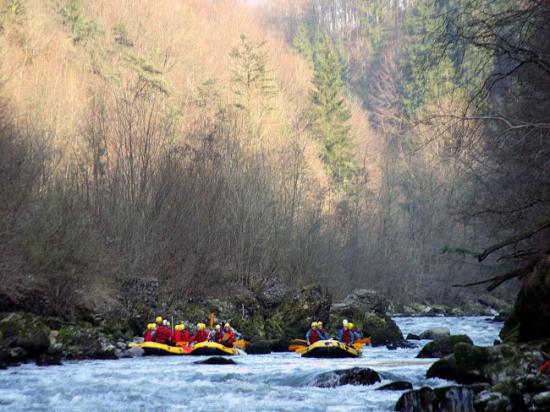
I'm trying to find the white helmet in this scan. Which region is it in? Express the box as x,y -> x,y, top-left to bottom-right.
343,319 -> 348,327
162,320 -> 168,326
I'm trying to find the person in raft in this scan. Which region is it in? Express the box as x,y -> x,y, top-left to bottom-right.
338,322 -> 355,345
220,323 -> 235,347
350,323 -> 362,341
190,323 -> 210,344
306,322 -> 322,345
210,324 -> 223,343
155,318 -> 173,344
317,321 -> 328,340
144,323 -> 156,342
173,323 -> 190,343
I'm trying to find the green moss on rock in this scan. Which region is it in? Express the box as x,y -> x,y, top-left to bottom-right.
0,312 -> 50,356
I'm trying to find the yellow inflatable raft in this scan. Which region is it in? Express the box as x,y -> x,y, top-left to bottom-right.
190,341 -> 239,356
300,339 -> 362,358
132,342 -> 191,356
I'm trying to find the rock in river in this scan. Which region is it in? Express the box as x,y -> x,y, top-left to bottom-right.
417,335 -> 473,358
395,386 -> 475,412
194,357 -> 236,365
419,327 -> 450,340
311,367 -> 381,388
376,381 -> 413,391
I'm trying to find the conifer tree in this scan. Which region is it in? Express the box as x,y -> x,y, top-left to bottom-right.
309,33 -> 355,189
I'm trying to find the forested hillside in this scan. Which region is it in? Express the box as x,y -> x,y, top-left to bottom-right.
1,0 -> 548,318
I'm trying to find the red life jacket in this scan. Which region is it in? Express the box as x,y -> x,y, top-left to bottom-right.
144,330 -> 154,342
155,326 -> 172,344
341,329 -> 353,344
173,330 -> 190,343
214,331 -> 224,343
191,329 -> 209,343
309,329 -> 320,343
221,329 -> 235,346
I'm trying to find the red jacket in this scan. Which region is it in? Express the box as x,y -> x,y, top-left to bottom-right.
221,329 -> 235,346
306,329 -> 321,344
144,330 -> 154,342
190,329 -> 209,343
173,330 -> 190,343
155,325 -> 172,344
213,331 -> 224,343
340,329 -> 353,345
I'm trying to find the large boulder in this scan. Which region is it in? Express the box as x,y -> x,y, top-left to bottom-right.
417,335 -> 473,358
395,386 -> 475,412
57,325 -> 117,359
419,327 -> 451,340
500,258 -> 550,343
341,289 -> 389,314
363,312 -> 403,346
427,341 -> 547,385
268,284 -> 331,343
311,367 -> 381,388
0,312 -> 50,358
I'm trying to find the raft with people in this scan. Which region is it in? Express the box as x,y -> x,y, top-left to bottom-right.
132,317 -> 243,356
290,320 -> 369,358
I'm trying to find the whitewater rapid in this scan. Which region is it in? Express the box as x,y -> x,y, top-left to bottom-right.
0,316 -> 502,411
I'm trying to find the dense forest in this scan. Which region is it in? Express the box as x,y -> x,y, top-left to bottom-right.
0,0 -> 548,317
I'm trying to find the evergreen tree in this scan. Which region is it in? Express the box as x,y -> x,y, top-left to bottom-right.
230,34 -> 274,113
292,23 -> 313,64
309,33 -> 355,189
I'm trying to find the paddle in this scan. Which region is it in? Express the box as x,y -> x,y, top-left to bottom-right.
234,340 -> 249,348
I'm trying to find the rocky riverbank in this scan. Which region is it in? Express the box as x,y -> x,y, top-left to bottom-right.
395,257 -> 550,412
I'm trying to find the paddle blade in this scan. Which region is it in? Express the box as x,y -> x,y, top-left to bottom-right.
235,340 -> 249,348
209,313 -> 215,328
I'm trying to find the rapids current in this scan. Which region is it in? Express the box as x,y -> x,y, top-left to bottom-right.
0,316 -> 502,411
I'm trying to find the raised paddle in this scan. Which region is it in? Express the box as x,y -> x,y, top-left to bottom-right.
234,340 -> 249,348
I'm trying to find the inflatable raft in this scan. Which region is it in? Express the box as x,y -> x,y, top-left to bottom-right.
131,341 -> 239,356
300,339 -> 362,358
135,342 -> 192,356
190,341 -> 239,356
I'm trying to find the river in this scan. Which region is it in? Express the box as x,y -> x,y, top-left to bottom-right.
0,316 -> 502,411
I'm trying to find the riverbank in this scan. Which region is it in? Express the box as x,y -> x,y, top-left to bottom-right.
0,285 -> 511,368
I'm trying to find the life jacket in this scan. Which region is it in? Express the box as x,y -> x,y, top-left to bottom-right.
318,328 -> 327,340
221,329 -> 235,347
539,361 -> 550,375
339,329 -> 353,345
144,330 -> 154,342
309,329 -> 321,344
173,330 -> 189,343
191,329 -> 209,343
155,326 -> 172,344
214,331 -> 224,343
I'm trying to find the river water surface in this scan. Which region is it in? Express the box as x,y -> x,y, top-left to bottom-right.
0,316 -> 502,411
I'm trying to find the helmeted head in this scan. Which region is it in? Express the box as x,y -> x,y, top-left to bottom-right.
318,321 -> 323,328
347,322 -> 354,330
166,321 -> 171,327
224,323 -> 230,330
215,324 -> 221,331
147,323 -> 156,331
155,316 -> 163,325
181,323 -> 186,330
197,323 -> 205,330
343,319 -> 348,327
175,324 -> 183,331
162,320 -> 168,326
311,322 -> 318,329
